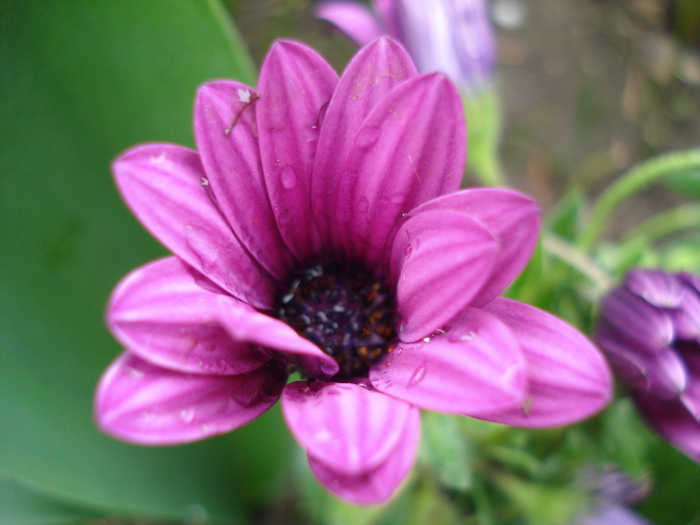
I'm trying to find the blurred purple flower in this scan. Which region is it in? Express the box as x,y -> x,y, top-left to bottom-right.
596,268 -> 700,462
574,465 -> 652,525
316,0 -> 496,92
575,503 -> 651,525
96,38 -> 611,504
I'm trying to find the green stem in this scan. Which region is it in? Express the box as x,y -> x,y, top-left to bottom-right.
542,234 -> 613,295
621,202 -> 700,244
577,149 -> 700,251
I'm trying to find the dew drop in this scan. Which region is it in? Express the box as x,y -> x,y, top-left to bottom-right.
280,166 -> 298,189
180,408 -> 195,423
277,207 -> 293,225
320,361 -> 338,377
231,388 -> 259,408
407,365 -> 427,387
404,244 -> 413,259
357,196 -> 370,214
356,126 -> 381,148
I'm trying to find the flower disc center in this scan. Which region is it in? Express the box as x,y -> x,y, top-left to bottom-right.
276,262 -> 397,380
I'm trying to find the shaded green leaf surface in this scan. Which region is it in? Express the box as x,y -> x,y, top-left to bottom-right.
0,1 -> 292,521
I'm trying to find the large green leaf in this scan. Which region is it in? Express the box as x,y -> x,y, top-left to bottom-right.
0,1 -> 293,522
0,475 -> 100,525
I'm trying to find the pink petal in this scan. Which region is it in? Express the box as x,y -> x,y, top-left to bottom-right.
390,210 -> 498,341
257,40 -> 339,261
108,257 -> 269,376
108,256 -> 334,377
477,298 -> 613,427
308,404 -> 420,504
194,81 -> 294,281
281,381 -> 416,475
399,188 -> 540,306
370,307 -> 526,413
95,353 -> 285,445
633,392 -> 700,462
316,2 -> 384,45
112,144 -> 276,309
312,38 -> 418,254
333,72 -> 465,265
216,307 -> 340,379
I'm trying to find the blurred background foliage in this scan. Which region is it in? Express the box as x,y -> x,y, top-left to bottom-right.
2,0 -> 700,523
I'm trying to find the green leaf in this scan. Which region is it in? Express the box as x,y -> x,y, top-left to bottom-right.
0,475 -> 99,525
546,190 -> 585,241
639,439 -> 700,524
462,88 -> 504,187
0,1 -> 293,522
419,412 -> 473,492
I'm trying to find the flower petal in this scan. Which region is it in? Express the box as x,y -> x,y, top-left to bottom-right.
316,2 -> 384,45
597,333 -> 687,399
95,353 -> 285,445
599,288 -> 674,353
372,0 -> 403,38
476,298 -> 613,427
625,269 -> 684,309
370,307 -> 526,413
257,40 -> 339,261
112,144 -> 276,308
633,392 -> 700,462
216,308 -> 340,379
194,81 -> 294,280
282,381 -> 416,475
391,210 -> 498,341
334,72 -> 465,265
395,0 -> 496,90
677,343 -> 700,420
675,276 -> 700,340
312,38 -> 418,253
308,405 -> 420,504
398,188 -> 540,306
108,257 -> 269,376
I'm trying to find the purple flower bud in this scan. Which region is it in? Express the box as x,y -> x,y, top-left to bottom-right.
596,268 -> 700,462
316,0 -> 496,93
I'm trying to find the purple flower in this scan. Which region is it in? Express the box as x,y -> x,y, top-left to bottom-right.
575,503 -> 651,525
96,38 -> 611,504
316,0 -> 496,92
596,268 -> 700,462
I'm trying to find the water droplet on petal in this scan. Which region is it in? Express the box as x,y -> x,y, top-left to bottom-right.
404,244 -> 413,259
357,196 -> 370,214
407,365 -> 427,387
320,361 -> 337,377
180,408 -> 195,423
277,207 -> 293,225
231,387 -> 259,408
280,166 -> 298,189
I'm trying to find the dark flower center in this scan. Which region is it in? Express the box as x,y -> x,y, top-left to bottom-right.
276,261 -> 397,381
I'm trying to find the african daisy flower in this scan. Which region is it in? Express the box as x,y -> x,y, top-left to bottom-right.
316,0 -> 496,93
96,38 -> 611,504
596,269 -> 700,462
